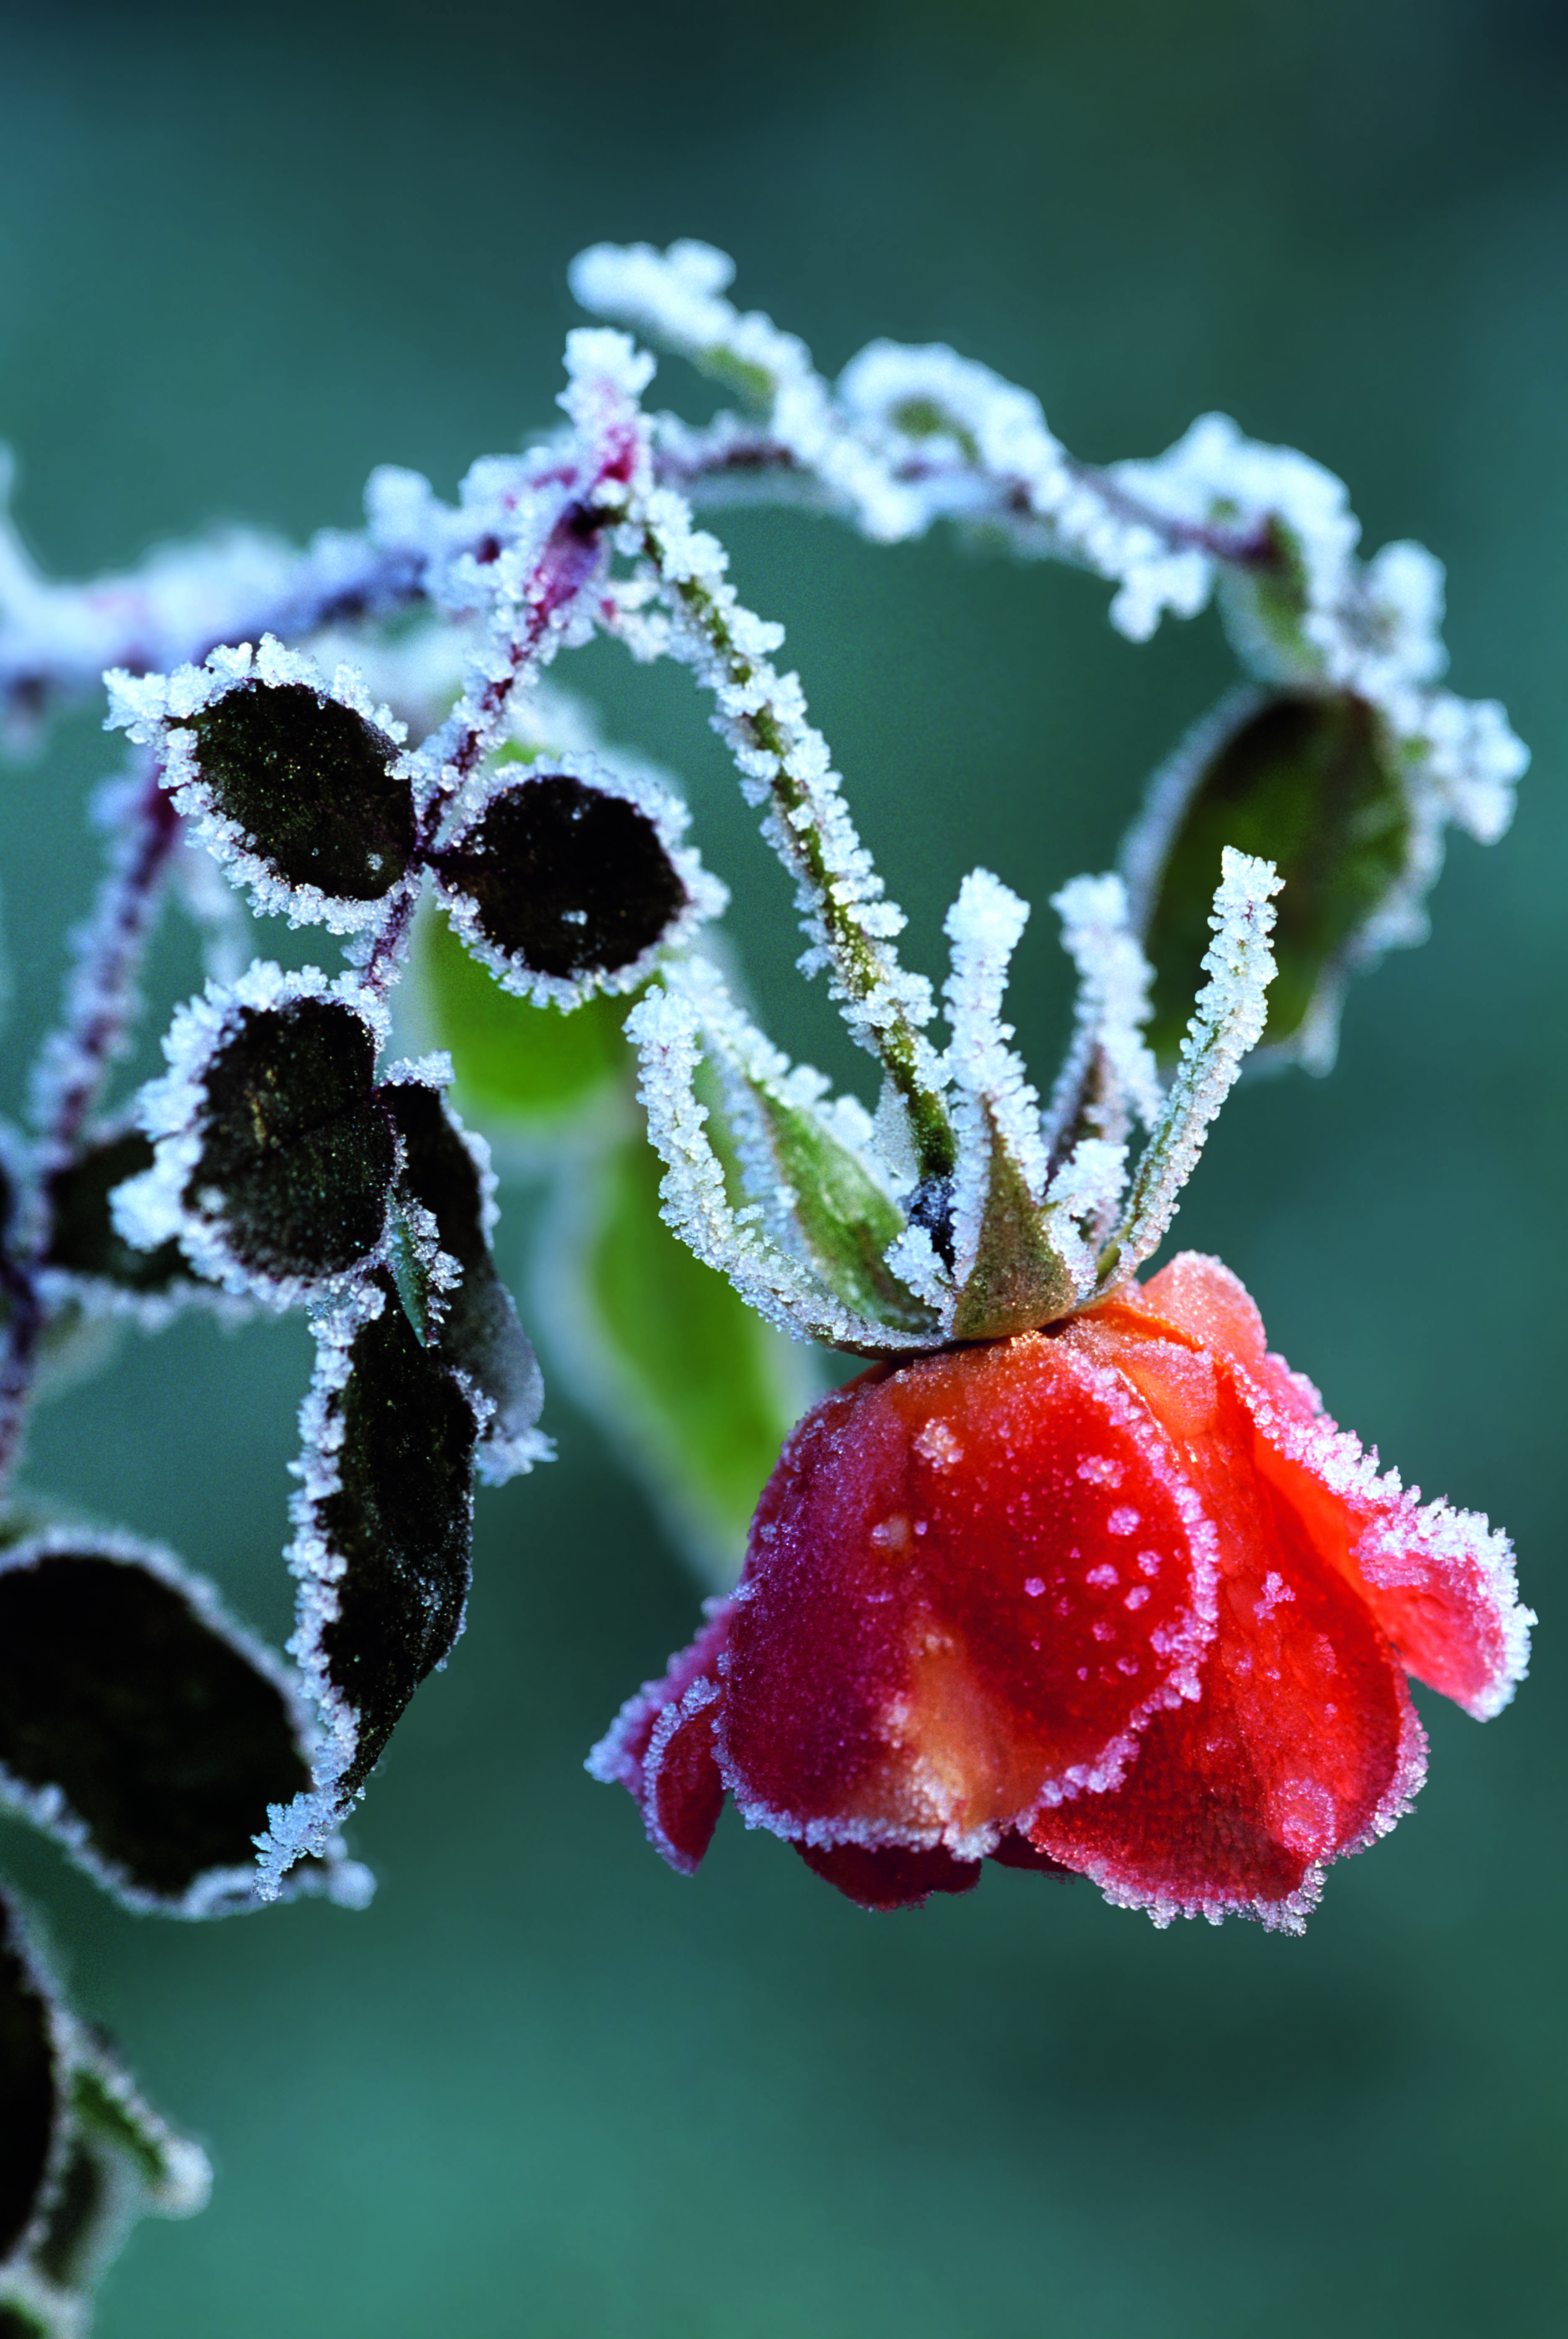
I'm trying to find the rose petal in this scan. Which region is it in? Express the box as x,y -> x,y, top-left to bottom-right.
642,1685 -> 726,1873
1135,1254 -> 1532,1720
586,1598 -> 735,1803
720,1337 -> 1218,1856
795,1841 -> 982,1910
1029,1372 -> 1426,1930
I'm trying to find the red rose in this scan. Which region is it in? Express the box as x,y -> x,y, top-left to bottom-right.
591,1253 -> 1529,1932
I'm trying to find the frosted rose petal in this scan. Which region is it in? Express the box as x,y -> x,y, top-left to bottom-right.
1029,1425 -> 1426,1930
795,1840 -> 982,1910
1135,1254 -> 1531,1720
585,1598 -> 733,1798
720,1336 -> 1217,1857
643,1686 -> 725,1873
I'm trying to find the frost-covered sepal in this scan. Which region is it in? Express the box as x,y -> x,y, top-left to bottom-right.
113,963 -> 396,1307
259,1274 -> 479,1898
668,958 -> 936,1338
628,985 -> 932,1356
1103,847 -> 1280,1287
380,1075 -> 548,1483
1125,686 -> 1443,1073
0,1885 -> 210,2336
431,752 -> 725,1009
0,1531 -> 368,1917
941,872 -> 1090,1338
106,637 -> 421,937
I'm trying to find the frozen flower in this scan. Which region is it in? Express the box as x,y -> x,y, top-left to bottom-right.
590,1252 -> 1529,1932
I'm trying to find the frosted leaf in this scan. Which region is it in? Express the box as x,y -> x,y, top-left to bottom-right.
39,1126 -> 212,1331
258,1275 -> 480,1897
431,751 -> 726,1010
106,636 -> 420,938
0,1884 -> 212,2331
0,1530 -> 367,1918
627,986 -> 924,1354
666,956 -> 935,1337
380,1078 -> 549,1483
1107,849 -> 1280,1284
0,1885 -> 67,2275
1122,686 -> 1442,1074
114,964 -> 396,1309
1113,415 -> 1526,847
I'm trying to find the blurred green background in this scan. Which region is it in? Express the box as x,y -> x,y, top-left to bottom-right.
2,0 -> 1566,2329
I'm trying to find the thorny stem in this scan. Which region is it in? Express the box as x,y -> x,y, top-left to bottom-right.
0,422 -> 1281,740
627,513 -> 958,1184
0,758 -> 181,1485
36,762 -> 181,1163
439,501 -> 611,799
357,489 -> 618,1002
656,428 -> 1284,574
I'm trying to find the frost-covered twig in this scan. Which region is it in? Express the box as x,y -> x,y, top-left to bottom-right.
31,756 -> 181,1167
603,471 -> 956,1185
574,241 -> 1526,843
0,755 -> 183,1486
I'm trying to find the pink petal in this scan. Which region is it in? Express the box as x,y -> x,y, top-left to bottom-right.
643,1684 -> 726,1873
719,1338 -> 1218,1857
1136,1255 -> 1532,1720
586,1598 -> 734,1872
1028,1414 -> 1427,1931
795,1841 -> 982,1910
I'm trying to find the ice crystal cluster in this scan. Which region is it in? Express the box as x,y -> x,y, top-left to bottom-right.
0,241 -> 1529,2327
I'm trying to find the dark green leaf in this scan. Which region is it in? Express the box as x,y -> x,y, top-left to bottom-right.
315,1280 -> 477,1797
1132,689 -> 1411,1069
381,1084 -> 543,1465
189,680 -> 415,900
0,1539 -> 318,1911
190,997 -> 394,1282
435,773 -> 688,983
44,1132 -> 192,1298
0,1893 -> 59,2265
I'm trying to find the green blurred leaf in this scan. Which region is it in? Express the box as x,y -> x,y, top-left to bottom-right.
538,1123 -> 814,1589
1131,689 -> 1411,1072
413,903 -> 629,1139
